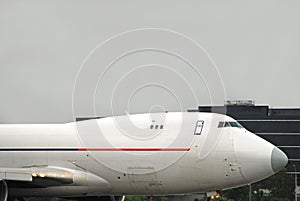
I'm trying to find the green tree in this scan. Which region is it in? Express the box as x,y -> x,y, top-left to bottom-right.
258,169 -> 294,200
125,196 -> 169,201
222,185 -> 249,201
222,169 -> 294,201
125,196 -> 148,201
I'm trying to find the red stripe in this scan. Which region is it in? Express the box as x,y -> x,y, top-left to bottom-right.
77,148 -> 190,152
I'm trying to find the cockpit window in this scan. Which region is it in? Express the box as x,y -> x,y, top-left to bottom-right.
218,122 -> 225,127
229,121 -> 243,128
224,122 -> 231,127
218,121 -> 243,128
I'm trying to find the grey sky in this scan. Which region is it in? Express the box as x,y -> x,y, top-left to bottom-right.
0,0 -> 300,123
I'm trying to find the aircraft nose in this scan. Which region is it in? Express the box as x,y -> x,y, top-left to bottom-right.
233,131 -> 286,183
271,147 -> 288,173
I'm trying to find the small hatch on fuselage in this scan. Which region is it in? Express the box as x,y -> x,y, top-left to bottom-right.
194,120 -> 204,135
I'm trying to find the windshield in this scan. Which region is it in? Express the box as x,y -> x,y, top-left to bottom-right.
218,121 -> 244,128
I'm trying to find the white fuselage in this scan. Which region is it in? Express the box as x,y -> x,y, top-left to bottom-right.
0,112 -> 288,198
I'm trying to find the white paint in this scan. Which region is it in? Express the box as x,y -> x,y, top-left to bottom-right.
0,112 -> 286,198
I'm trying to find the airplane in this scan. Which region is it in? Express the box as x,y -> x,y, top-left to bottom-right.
0,112 -> 288,201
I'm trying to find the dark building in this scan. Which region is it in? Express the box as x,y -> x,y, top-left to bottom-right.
189,100 -> 300,174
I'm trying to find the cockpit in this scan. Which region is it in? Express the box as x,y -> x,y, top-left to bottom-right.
218,121 -> 244,128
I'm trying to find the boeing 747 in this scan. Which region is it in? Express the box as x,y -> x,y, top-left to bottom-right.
0,112 -> 288,201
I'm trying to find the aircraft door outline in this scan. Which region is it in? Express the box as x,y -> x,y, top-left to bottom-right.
194,120 -> 204,135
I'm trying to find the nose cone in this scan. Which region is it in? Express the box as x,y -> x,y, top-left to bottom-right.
271,147 -> 288,173
233,131 -> 286,184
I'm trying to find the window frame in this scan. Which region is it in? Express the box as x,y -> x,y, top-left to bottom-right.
194,120 -> 204,135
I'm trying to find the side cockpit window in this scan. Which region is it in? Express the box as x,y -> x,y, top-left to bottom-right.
229,121 -> 243,128
218,122 -> 225,128
218,121 -> 243,128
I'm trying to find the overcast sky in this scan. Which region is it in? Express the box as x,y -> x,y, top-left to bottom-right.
0,1 -> 300,123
